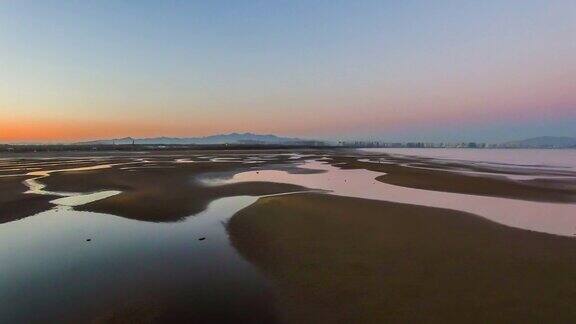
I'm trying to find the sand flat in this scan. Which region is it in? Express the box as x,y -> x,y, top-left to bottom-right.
229,193 -> 576,323
1,149 -> 576,322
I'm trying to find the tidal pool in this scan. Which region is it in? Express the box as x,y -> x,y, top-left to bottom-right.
2,154 -> 576,322
228,160 -> 576,236
0,196 -> 274,323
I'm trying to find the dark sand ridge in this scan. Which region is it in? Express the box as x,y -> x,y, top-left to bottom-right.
3,148 -> 575,223
0,151 -> 326,223
0,161 -> 112,175
356,151 -> 576,177
0,176 -> 57,223
41,159 -> 314,222
228,193 -> 576,323
0,157 -> 137,176
0,156 -> 147,223
328,155 -> 576,203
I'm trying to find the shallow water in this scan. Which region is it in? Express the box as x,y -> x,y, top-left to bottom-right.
362,148 -> 576,170
228,161 -> 576,236
22,164 -> 123,207
50,190 -> 123,206
358,157 -> 576,181
0,196 -> 272,323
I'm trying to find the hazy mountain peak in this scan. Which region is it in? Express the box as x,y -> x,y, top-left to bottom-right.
75,133 -> 311,145
503,136 -> 576,148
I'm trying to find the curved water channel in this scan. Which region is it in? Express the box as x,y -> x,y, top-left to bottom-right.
227,160 -> 576,236
23,164 -> 123,206
2,155 -> 576,321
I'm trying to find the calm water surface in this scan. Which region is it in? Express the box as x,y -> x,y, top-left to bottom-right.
228,161 -> 576,236
362,148 -> 576,170
0,196 -> 274,323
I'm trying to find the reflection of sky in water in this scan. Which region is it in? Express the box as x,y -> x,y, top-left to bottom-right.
21,164 -> 123,208
362,148 -> 576,170
357,158 -> 576,181
2,153 -> 576,321
50,191 -> 122,206
0,196 -> 269,323
229,161 -> 576,237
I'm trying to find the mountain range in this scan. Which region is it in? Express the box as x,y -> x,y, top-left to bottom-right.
501,136 -> 576,148
75,133 -> 315,146
54,134 -> 576,148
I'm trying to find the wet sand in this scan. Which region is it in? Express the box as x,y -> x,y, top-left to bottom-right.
42,160 -> 308,222
2,149 -> 575,224
228,193 -> 576,323
0,176 -> 56,223
330,155 -> 576,203
0,151 -> 321,222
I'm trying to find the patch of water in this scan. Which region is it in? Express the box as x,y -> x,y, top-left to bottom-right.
0,196 -> 272,322
226,160 -> 576,237
23,164 -> 123,206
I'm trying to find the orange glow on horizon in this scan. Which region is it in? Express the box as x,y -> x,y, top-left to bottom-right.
0,118 -> 200,143
1,102 -> 574,143
0,116 -> 321,142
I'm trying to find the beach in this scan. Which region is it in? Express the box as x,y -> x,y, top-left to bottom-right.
1,149 -> 576,322
229,193 -> 576,323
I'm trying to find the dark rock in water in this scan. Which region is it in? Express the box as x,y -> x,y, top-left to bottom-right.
198,237 -> 206,241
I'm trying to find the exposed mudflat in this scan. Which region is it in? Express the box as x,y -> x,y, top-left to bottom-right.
1,149 -> 576,323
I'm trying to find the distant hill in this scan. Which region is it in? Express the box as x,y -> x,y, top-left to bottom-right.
75,133 -> 317,146
502,136 -> 576,148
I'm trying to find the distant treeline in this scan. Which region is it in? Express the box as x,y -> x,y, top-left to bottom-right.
0,142 -> 334,153
3,140 -> 574,153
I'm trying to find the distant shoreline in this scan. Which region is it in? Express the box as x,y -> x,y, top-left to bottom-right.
1,144 -> 575,154
0,144 -> 338,154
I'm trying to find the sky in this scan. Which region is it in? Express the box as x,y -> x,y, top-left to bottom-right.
1,0 -> 575,143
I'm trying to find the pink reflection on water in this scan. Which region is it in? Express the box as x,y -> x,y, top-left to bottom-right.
230,161 -> 576,237
362,148 -> 576,170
